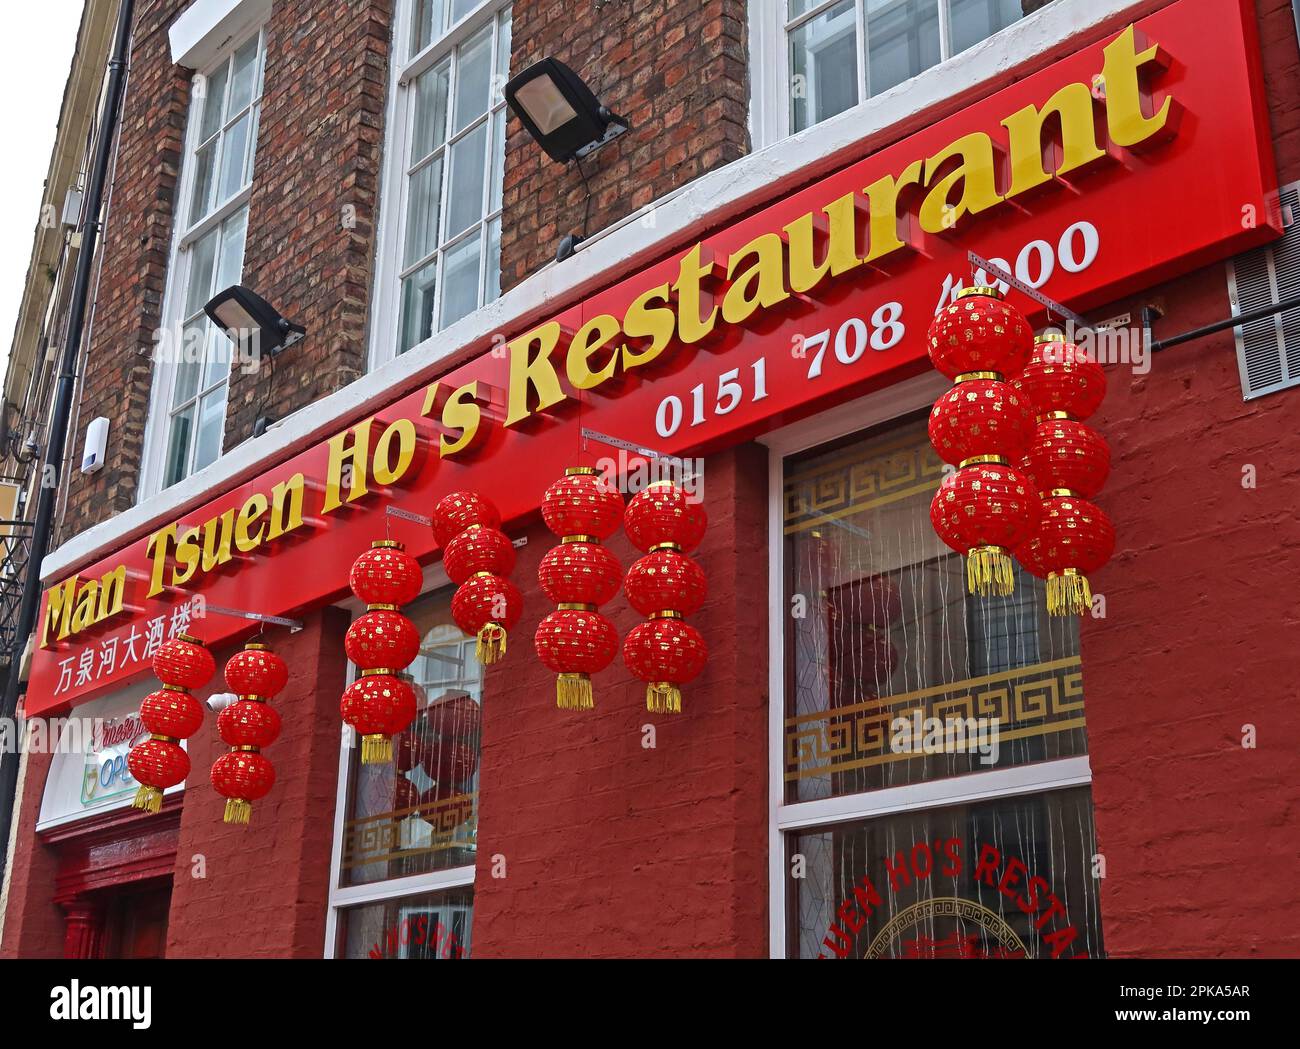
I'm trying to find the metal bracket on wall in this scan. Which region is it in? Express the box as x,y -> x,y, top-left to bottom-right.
1142,293 -> 1300,354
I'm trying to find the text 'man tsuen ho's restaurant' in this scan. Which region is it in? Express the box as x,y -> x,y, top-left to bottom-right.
3,0 -> 1296,960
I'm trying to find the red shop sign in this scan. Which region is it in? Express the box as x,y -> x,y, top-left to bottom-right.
28,0 -> 1278,714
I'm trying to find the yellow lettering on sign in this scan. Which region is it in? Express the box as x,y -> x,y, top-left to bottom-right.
373,419 -> 417,486
567,314 -> 622,390
919,133 -> 1003,234
322,420 -> 373,513
785,192 -> 864,294
1002,81 -> 1106,197
722,233 -> 789,326
236,493 -> 269,552
621,283 -> 675,370
1102,24 -> 1174,148
504,322 -> 566,427
441,382 -> 483,458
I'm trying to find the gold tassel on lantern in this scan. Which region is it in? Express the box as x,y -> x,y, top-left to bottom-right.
966,545 -> 1016,597
132,785 -> 164,814
557,673 -> 594,711
1047,569 -> 1092,616
361,733 -> 393,765
646,683 -> 682,715
223,798 -> 253,825
476,623 -> 507,665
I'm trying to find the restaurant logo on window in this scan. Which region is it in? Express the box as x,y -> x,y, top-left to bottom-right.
818,836 -> 1093,959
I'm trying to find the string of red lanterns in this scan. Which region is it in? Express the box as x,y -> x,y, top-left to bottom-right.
1013,333 -> 1115,616
534,467 -> 624,711
211,641 -> 286,824
438,492 -> 523,665
927,286 -> 1038,597
128,634 -> 215,814
340,539 -> 422,763
622,481 -> 709,714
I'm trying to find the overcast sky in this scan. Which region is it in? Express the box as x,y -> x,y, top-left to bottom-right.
0,2 -> 86,382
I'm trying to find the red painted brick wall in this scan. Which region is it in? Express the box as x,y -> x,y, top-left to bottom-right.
164,607 -> 349,958
1081,0 -> 1300,958
473,444 -> 769,957
499,0 -> 749,291
0,750 -> 63,958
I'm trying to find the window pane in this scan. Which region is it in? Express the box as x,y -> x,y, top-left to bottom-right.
398,258 -> 438,354
450,0 -> 481,25
202,329 -> 233,391
189,142 -> 217,224
484,215 -> 501,304
495,10 -> 512,88
243,102 -> 261,186
163,406 -> 194,488
194,389 -> 226,471
866,0 -> 942,97
411,0 -> 448,57
452,27 -> 493,135
949,0 -> 1025,56
782,417 -> 1084,803
405,155 -> 444,267
198,61 -> 229,142
412,59 -> 450,161
228,34 -> 261,114
184,228 -> 219,318
790,0 -> 859,133
446,121 -> 487,237
440,232 -> 481,328
341,590 -> 483,885
216,207 -> 248,292
337,887 -> 473,959
172,322 -> 206,407
790,788 -> 1103,958
218,111 -> 251,202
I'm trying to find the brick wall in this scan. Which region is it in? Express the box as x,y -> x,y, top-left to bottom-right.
165,607 -> 350,958
0,750 -> 62,957
59,0 -> 190,542
1082,0 -> 1300,958
224,0 -> 392,448
473,444 -> 769,957
499,0 -> 749,291
58,0 -> 393,539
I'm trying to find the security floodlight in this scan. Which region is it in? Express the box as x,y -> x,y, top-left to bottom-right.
505,57 -> 629,164
204,285 -> 306,356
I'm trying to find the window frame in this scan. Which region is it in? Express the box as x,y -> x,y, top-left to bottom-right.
139,26 -> 267,500
759,372 -> 1094,958
750,0 -> 1038,149
323,559 -> 481,958
369,0 -> 512,371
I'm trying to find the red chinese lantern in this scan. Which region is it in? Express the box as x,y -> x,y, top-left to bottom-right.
424,694 -> 481,743
128,633 -> 214,814
340,672 -> 418,764
341,541 -> 422,762
1011,334 -> 1107,419
538,540 -> 623,607
444,524 -> 516,582
927,286 -> 1034,380
211,641 -> 286,824
345,608 -> 421,669
926,288 -> 1041,597
210,752 -> 275,822
1018,495 -> 1116,616
451,572 -> 523,664
623,549 -> 706,617
622,482 -> 709,713
928,376 -> 1035,465
1021,415 -> 1111,497
433,491 -> 501,547
535,468 -> 624,710
623,615 -> 708,713
622,481 -> 706,553
1010,334 -> 1116,616
349,539 -> 423,606
440,493 -> 522,664
929,462 -> 1039,597
541,467 -> 624,540
535,607 -> 620,710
